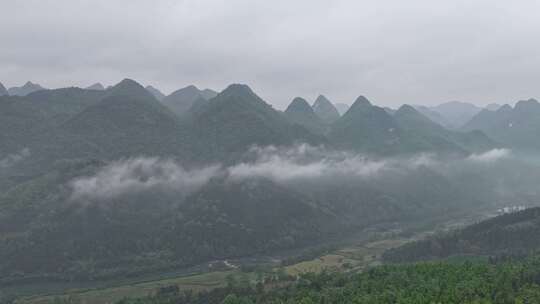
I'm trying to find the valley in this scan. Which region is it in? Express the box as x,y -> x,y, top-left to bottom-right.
10,205 -> 505,304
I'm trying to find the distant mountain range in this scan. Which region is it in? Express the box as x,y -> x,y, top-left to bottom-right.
414,101 -> 483,129
463,98 -> 540,151
86,83 -> 105,90
7,81 -> 46,96
162,85 -> 218,116
190,84 -> 323,159
329,96 -> 492,155
0,78 -> 535,286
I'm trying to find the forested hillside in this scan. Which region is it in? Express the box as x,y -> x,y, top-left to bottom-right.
117,256 -> 540,304
384,207 -> 540,263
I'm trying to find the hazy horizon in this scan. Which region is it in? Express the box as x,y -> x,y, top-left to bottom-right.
2,0 -> 540,108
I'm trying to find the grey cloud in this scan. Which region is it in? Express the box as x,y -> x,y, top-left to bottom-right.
2,1 -> 540,108
228,145 -> 432,183
467,149 -> 511,163
0,148 -> 31,168
227,145 -> 517,183
69,157 -> 221,201
68,146 -> 518,201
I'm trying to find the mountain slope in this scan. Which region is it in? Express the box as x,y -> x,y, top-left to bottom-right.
0,87 -> 107,156
384,207 -> 540,262
60,79 -> 194,159
431,101 -> 483,128
0,82 -> 8,96
329,96 -> 406,154
145,85 -> 165,101
284,97 -> 327,135
334,103 -> 350,116
312,95 -> 340,123
200,88 -> 218,100
394,105 -> 495,154
413,105 -> 452,128
162,85 -> 215,116
463,99 -> 540,150
191,84 -> 323,160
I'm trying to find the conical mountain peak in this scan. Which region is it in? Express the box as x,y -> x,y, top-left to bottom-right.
109,78 -> 154,100
349,95 -> 372,109
312,94 -> 339,123
314,94 -> 331,104
215,84 -> 267,107
395,104 -> 445,128
286,97 -> 314,113
396,104 -> 419,115
221,84 -> 256,97
163,84 -> 215,116
344,95 -> 374,116
7,81 -> 45,96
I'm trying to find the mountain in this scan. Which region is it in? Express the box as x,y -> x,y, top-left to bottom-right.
162,85 -> 214,116
384,107 -> 397,115
463,99 -> 540,150
176,179 -> 338,260
85,83 -> 105,90
384,207 -> 540,263
0,87 -> 107,157
191,84 -> 323,160
413,105 -> 452,128
312,95 -> 340,123
330,98 -> 493,155
394,105 -> 494,154
0,82 -> 8,96
329,96 -> 407,154
485,103 -> 502,111
145,85 -> 165,101
284,97 -> 327,135
60,79 -> 195,159
334,103 -> 350,116
7,81 -> 46,96
430,101 -> 483,129
200,88 -> 218,100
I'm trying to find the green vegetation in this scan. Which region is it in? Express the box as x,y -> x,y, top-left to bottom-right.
14,271 -> 236,304
112,255 -> 540,304
384,207 -> 540,263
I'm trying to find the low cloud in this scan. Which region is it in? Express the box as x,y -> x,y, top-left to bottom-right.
467,149 -> 511,163
0,148 -> 30,168
70,157 -> 221,201
68,146 -> 515,201
228,145 -> 401,183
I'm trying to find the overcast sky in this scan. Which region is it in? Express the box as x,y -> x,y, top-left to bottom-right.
1,0 -> 540,108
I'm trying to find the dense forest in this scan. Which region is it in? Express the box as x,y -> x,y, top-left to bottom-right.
115,255 -> 540,304
384,207 -> 540,263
